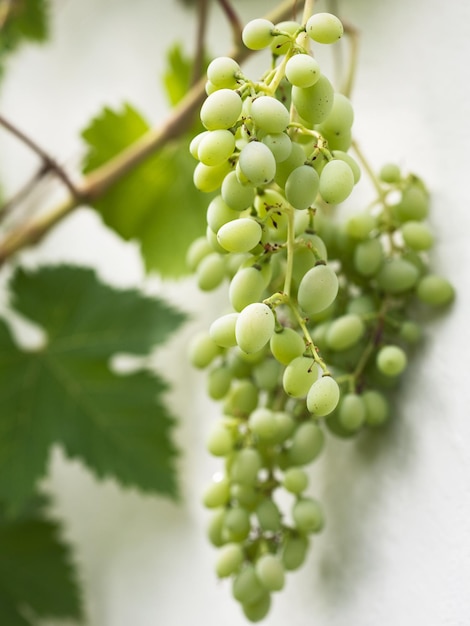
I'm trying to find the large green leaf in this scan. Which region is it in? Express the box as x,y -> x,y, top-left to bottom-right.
0,265 -> 186,509
0,496 -> 82,625
81,102 -> 210,277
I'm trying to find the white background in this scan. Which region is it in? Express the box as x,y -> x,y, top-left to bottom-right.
0,0 -> 469,625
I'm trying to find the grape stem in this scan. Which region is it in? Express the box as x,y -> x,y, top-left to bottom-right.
0,0 -> 302,265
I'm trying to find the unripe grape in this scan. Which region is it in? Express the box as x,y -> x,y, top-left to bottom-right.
209,313 -> 238,348
207,56 -> 241,89
362,389 -> 389,427
297,263 -> 339,315
338,393 -> 366,431
232,484 -> 259,510
242,591 -> 271,622
261,132 -> 292,162
252,358 -> 281,391
416,274 -> 455,306
242,18 -> 275,50
255,554 -> 285,592
215,543 -> 244,578
238,141 -> 277,186
206,195 -> 239,232
287,421 -> 324,466
326,314 -> 365,351
283,356 -> 319,398
224,506 -> 251,541
189,130 -> 209,159
233,564 -> 266,605
231,447 -> 262,486
283,467 -> 309,494
345,211 -> 376,240
399,320 -> 422,344
224,379 -> 259,416
248,407 -> 279,442
269,327 -> 305,365
306,12 -> 344,44
318,93 -> 354,139
272,411 -> 296,443
198,129 -> 235,166
256,498 -> 282,532
207,508 -> 227,547
401,220 -> 434,251
196,252 -> 226,291
270,20 -> 300,55
285,165 -> 320,210
185,235 -> 212,271
306,375 -> 340,417
282,534 -> 309,571
206,422 -> 234,456
203,475 -> 231,508
379,163 -> 401,183
376,258 -> 419,294
235,303 -> 275,354
251,95 -> 290,134
354,238 -> 384,276
291,75 -> 334,125
207,365 -> 232,400
376,345 -> 407,376
274,141 -> 306,188
394,184 -> 429,221
229,266 -> 267,312
292,497 -> 324,533
200,89 -> 242,130
188,331 -> 221,369
217,218 -> 262,253
319,159 -> 355,204
221,170 -> 256,211
193,160 -> 232,193
285,53 -> 321,87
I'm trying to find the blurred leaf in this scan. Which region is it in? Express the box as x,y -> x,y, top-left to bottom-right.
163,44 -> 193,107
81,103 -> 210,277
0,265 -> 186,510
0,495 -> 82,624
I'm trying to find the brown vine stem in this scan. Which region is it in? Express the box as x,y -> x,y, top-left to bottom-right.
0,0 -> 301,266
217,0 -> 243,46
190,0 -> 210,86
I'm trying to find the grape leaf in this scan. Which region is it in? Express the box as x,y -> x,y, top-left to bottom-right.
163,44 -> 194,107
0,265 -> 186,509
0,496 -> 82,625
81,102 -> 210,277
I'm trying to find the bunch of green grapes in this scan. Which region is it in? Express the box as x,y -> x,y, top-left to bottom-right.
186,11 -> 454,623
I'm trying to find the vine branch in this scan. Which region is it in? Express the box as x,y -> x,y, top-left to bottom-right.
0,0 -> 301,266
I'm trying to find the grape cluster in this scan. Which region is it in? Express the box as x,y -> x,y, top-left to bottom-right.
186,11 -> 454,623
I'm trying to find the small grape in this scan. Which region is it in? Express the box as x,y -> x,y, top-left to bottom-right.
376,258 -> 419,294
193,160 -> 232,193
326,314 -> 365,351
285,164 -> 320,210
198,129 -> 235,166
207,365 -> 232,400
319,159 -> 355,204
362,389 -> 389,427
262,132 -> 292,162
338,393 -> 366,431
251,95 -> 290,134
287,421 -> 324,466
274,141 -> 307,188
283,355 -> 319,398
297,263 -> 339,315
196,252 -> 226,291
221,170 -> 256,211
203,475 -> 231,508
270,20 -> 300,55
291,75 -> 334,125
306,375 -> 340,417
379,163 -> 401,183
416,274 -> 455,306
401,220 -> 434,251
248,407 -> 279,442
255,554 -> 285,592
269,326 -> 305,365
238,141 -> 277,186
231,448 -> 262,486
206,195 -> 239,232
242,591 -> 271,623
332,150 -> 361,183
282,467 -> 309,494
285,53 -> 321,88
217,217 -> 262,253
206,422 -> 234,456
188,331 -> 221,369
282,534 -> 309,571
207,508 -> 227,547
229,266 -> 267,312
256,498 -> 282,532
215,543 -> 244,578
224,379 -> 259,417
224,506 -> 251,541
185,235 -> 212,271
242,18 -> 275,50
376,345 -> 407,376
232,564 -> 266,605
353,238 -> 384,276
200,89 -> 242,130
306,12 -> 344,44
235,302 -> 275,354
207,56 -> 241,89
345,211 -> 376,240
292,497 -> 324,533
394,184 -> 429,221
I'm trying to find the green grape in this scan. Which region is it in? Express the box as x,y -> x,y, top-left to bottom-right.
206,195 -> 239,232
318,93 -> 354,137
206,422 -> 234,456
251,95 -> 290,134
207,365 -> 232,400
394,184 -> 429,221
196,251 -> 226,291
229,266 -> 267,312
379,163 -> 401,183
224,379 -> 259,416
207,56 -> 241,89
326,314 -> 365,351
238,141 -> 277,186
235,302 -> 275,354
215,543 -> 244,578
353,238 -> 384,276
203,475 -> 231,508
248,407 -> 279,442
262,132 -> 292,162
283,355 -> 319,398
188,331 -> 221,369
319,159 -> 355,204
362,389 -> 389,427
217,217 -> 262,253
285,53 -> 321,87
198,129 -> 236,166
283,467 -> 309,494
253,358 -> 281,392
401,220 -> 434,251
331,150 -> 361,183
186,235 -> 212,271
270,20 -> 300,55
193,160 -> 232,193
224,506 -> 251,541
231,448 -> 262,486
200,88 -> 242,130
232,484 -> 259,510
376,345 -> 407,376
189,130 -> 209,159
285,164 -> 320,210
256,498 -> 282,532
282,534 -> 309,571
209,312 -> 239,348
205,225 -> 227,253
376,257 -> 419,294
207,508 -> 227,547
269,326 -> 305,365
306,375 -> 340,417
242,18 -> 275,50
255,554 -> 285,592
274,141 -> 306,188
345,211 -> 376,240
233,565 -> 266,605
221,170 -> 256,211
399,320 -> 422,344
347,294 -> 377,316
306,12 -> 344,44
297,263 -> 339,315
416,274 -> 455,306
287,421 -> 324,466
320,126 -> 352,152
272,411 -> 296,443
292,497 -> 324,533
242,591 -> 271,623
338,393 -> 366,431
291,75 -> 335,125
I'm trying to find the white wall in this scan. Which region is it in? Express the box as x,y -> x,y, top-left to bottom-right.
0,0 -> 469,625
